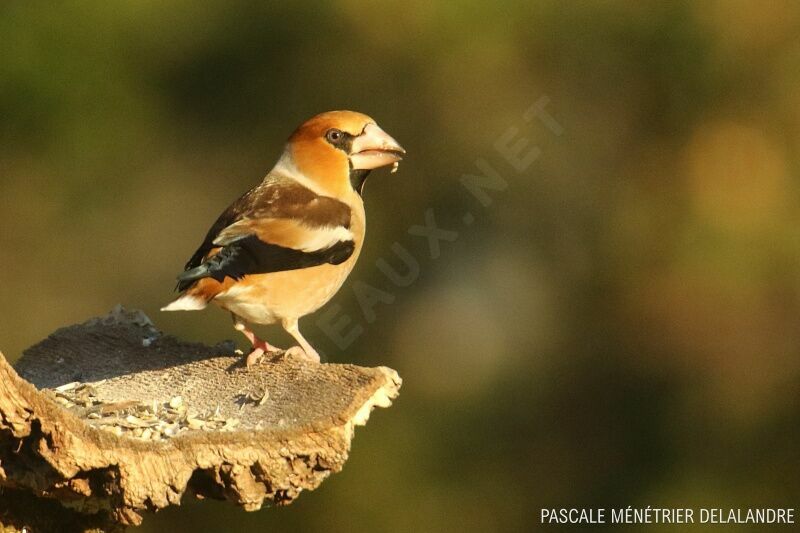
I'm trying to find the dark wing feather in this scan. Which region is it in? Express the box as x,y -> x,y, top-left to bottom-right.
176,175 -> 354,291
183,187 -> 262,271
176,235 -> 355,291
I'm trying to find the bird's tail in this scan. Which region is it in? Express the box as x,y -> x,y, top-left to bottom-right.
160,292 -> 208,312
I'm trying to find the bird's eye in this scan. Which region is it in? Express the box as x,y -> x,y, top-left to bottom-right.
326,129 -> 343,143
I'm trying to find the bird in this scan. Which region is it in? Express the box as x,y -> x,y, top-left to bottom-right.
161,111 -> 405,367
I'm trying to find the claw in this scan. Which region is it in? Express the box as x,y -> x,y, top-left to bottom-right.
284,346 -> 320,364
245,347 -> 265,367
232,314 -> 281,367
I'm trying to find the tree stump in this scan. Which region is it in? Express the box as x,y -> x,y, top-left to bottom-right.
0,306 -> 401,532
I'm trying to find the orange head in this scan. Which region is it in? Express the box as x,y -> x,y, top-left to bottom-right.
281,110 -> 405,196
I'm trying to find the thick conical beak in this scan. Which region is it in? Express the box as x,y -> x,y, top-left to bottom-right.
349,123 -> 406,170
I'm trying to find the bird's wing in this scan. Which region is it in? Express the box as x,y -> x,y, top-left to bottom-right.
176,175 -> 354,291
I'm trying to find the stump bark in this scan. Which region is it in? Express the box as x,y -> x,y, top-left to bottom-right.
0,307 -> 401,532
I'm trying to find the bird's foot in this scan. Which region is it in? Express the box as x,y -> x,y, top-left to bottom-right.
284,346 -> 321,364
245,347 -> 265,367
244,338 -> 281,367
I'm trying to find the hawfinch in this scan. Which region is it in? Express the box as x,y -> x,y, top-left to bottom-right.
162,111 -> 405,366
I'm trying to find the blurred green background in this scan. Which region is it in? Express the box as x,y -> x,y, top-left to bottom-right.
2,1 -> 800,531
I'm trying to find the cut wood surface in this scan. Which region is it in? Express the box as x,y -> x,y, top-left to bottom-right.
0,306 -> 401,532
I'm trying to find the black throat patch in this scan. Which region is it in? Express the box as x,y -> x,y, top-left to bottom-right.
349,167 -> 371,195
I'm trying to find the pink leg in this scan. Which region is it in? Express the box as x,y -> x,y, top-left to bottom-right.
232,315 -> 278,367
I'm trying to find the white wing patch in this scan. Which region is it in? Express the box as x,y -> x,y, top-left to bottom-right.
297,225 -> 354,252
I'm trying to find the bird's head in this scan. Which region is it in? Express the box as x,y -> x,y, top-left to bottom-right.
282,110 -> 405,196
